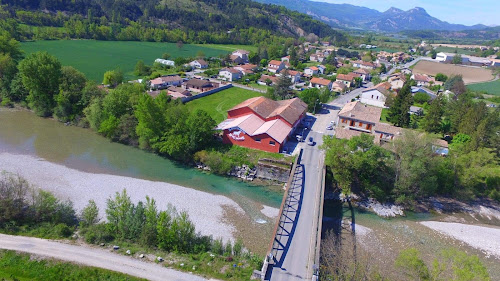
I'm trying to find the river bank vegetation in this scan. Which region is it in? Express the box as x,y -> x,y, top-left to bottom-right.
0,172 -> 262,281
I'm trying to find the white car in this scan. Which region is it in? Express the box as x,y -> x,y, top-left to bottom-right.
307,137 -> 314,146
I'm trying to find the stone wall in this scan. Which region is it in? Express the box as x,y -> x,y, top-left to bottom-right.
256,159 -> 292,183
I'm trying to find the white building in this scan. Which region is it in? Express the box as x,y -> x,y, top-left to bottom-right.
219,68 -> 242,82
189,59 -> 208,69
155,59 -> 175,66
360,85 -> 390,108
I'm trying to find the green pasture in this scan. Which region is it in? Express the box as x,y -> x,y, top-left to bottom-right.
467,79 -> 500,96
434,46 -> 476,55
184,87 -> 262,123
20,40 -> 247,82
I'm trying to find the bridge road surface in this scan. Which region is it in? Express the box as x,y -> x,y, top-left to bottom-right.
0,233 -> 209,281
268,131 -> 325,281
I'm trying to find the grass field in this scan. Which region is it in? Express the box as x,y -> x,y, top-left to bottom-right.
468,79 -> 500,96
0,250 -> 144,281
434,46 -> 476,55
184,87 -> 262,123
21,40 -> 239,82
196,44 -> 257,53
413,60 -> 494,84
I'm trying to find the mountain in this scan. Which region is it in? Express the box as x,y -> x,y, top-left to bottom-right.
255,0 -> 487,32
0,0 -> 346,44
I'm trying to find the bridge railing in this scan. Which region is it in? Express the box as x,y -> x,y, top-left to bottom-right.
311,155 -> 326,280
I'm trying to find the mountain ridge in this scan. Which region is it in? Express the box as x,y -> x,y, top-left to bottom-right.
256,0 -> 487,32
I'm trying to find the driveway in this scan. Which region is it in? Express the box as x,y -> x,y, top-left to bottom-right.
0,234 -> 210,281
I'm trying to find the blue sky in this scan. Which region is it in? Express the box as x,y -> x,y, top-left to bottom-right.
316,0 -> 498,26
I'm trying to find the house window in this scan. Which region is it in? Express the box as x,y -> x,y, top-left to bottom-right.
255,138 -> 261,143
377,96 -> 379,100
371,95 -> 374,99
269,141 -> 276,146
359,122 -> 362,127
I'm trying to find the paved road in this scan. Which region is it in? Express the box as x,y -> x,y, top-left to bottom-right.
0,234 -> 209,281
269,135 -> 324,281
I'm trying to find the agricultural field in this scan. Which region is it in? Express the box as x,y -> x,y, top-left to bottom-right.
433,46 -> 476,55
195,44 -> 257,53
184,87 -> 262,123
412,60 -> 495,84
21,40 -> 252,82
467,79 -> 500,96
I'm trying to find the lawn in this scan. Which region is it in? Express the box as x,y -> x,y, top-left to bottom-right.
467,79 -> 500,96
21,40 -> 233,82
380,108 -> 390,123
184,87 -> 262,123
196,44 -> 257,53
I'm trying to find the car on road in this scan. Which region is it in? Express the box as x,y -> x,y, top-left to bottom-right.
307,137 -> 314,146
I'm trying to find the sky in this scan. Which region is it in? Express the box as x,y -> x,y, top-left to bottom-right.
316,0 -> 499,26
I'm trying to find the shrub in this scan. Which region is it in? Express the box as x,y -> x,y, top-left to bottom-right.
54,223 -> 73,237
413,92 -> 431,104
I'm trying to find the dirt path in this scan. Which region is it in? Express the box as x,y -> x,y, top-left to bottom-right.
0,233 -> 210,281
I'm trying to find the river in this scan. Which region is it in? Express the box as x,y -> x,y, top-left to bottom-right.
0,108 -> 282,253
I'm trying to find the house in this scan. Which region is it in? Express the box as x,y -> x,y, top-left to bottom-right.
352,60 -> 376,70
231,50 -> 249,64
219,68 -> 242,81
411,73 -> 434,87
184,79 -> 218,93
154,59 -> 175,66
490,58 -> 500,68
310,54 -> 325,62
336,74 -> 356,87
353,68 -> 372,81
388,73 -> 406,90
317,65 -> 326,75
336,101 -> 402,144
189,59 -> 209,69
360,84 -> 391,108
216,97 -> 308,153
149,75 -> 183,90
267,60 -> 285,73
331,81 -> 347,93
287,70 -> 302,84
230,55 -> 244,65
310,77 -> 333,90
258,75 -> 279,86
234,64 -> 258,74
167,86 -> 191,99
304,66 -> 319,77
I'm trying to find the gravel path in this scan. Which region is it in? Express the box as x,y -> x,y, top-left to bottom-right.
0,233 -> 210,281
0,153 -> 242,242
420,221 -> 500,259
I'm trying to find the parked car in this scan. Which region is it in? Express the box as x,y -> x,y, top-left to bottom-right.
307,137 -> 314,146
326,125 -> 333,130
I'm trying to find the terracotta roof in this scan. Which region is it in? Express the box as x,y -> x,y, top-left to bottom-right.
307,66 -> 319,71
268,60 -> 283,66
259,75 -> 279,84
150,75 -> 182,85
354,60 -> 375,67
336,74 -> 355,81
229,96 -> 307,126
374,123 -> 401,135
221,67 -> 242,74
338,101 -> 382,124
287,70 -> 301,76
167,86 -> 190,95
332,81 -> 347,90
185,78 -> 213,88
353,68 -> 371,75
362,83 -> 391,97
310,77 -> 332,86
252,119 -> 291,143
234,49 -> 250,54
192,59 -> 208,65
335,128 -> 362,140
376,82 -> 392,90
217,115 -> 291,144
413,73 -> 432,82
238,64 -> 258,70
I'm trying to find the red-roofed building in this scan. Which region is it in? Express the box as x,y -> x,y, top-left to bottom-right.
217,97 -> 307,153
336,73 -> 356,87
268,60 -> 285,73
310,77 -> 333,90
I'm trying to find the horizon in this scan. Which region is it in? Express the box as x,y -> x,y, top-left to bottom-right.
315,0 -> 499,26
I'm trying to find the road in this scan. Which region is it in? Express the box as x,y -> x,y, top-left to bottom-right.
269,133 -> 324,281
0,233 -> 209,281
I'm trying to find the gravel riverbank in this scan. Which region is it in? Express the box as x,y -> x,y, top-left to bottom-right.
420,221 -> 500,259
0,153 -> 245,242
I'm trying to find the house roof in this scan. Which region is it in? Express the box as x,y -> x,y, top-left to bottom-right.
376,82 -> 392,90
234,49 -> 250,54
336,74 -> 355,81
217,114 -> 291,143
433,139 -> 449,148
229,96 -> 307,126
353,68 -> 371,75
221,67 -> 242,74
363,83 -> 391,96
413,73 -> 432,82
238,64 -> 258,70
268,60 -> 283,66
332,81 -> 347,90
335,128 -> 362,140
310,77 -> 332,86
185,78 -> 213,87
354,60 -> 375,67
307,66 -> 319,71
374,123 -> 401,135
287,70 -> 301,76
338,101 -> 382,124
192,59 -> 208,65
259,75 -> 279,84
150,75 -> 182,85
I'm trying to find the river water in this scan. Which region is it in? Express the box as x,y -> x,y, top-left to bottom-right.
0,109 -> 282,223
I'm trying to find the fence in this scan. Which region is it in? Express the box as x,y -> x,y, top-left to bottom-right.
182,84 -> 233,103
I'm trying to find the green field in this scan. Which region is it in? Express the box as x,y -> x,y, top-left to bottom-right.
467,79 -> 500,96
434,46 -> 476,55
196,44 -> 257,53
0,250 -> 144,281
20,40 -> 250,82
184,87 -> 262,123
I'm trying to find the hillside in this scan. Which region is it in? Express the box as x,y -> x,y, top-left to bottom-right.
256,0 -> 486,32
0,0 -> 347,44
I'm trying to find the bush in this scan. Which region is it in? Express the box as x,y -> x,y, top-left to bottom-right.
82,223 -> 115,244
54,223 -> 73,237
1,97 -> 14,107
413,92 -> 431,104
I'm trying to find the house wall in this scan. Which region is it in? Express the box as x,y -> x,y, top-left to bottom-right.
222,130 -> 282,153
182,84 -> 232,103
338,117 -> 373,132
360,90 -> 386,108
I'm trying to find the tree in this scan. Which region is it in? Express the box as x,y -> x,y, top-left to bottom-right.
185,109 -> 215,154
395,248 -> 430,280
298,88 -> 321,113
371,75 -> 381,85
103,69 -> 123,88
106,189 -> 133,239
54,66 -> 88,121
134,60 -> 150,76
452,54 -> 462,64
140,196 -> 158,247
444,75 -> 466,95
273,70 -> 292,99
80,200 -> 100,228
388,80 -> 413,128
176,41 -> 184,50
18,51 -> 62,117
413,92 -> 431,104
289,46 -> 298,67
435,73 -> 448,82
430,49 -> 437,59
196,50 -> 205,59
422,94 -> 444,133
161,53 -> 171,60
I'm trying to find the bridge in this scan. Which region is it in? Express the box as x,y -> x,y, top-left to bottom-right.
260,130 -> 327,281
